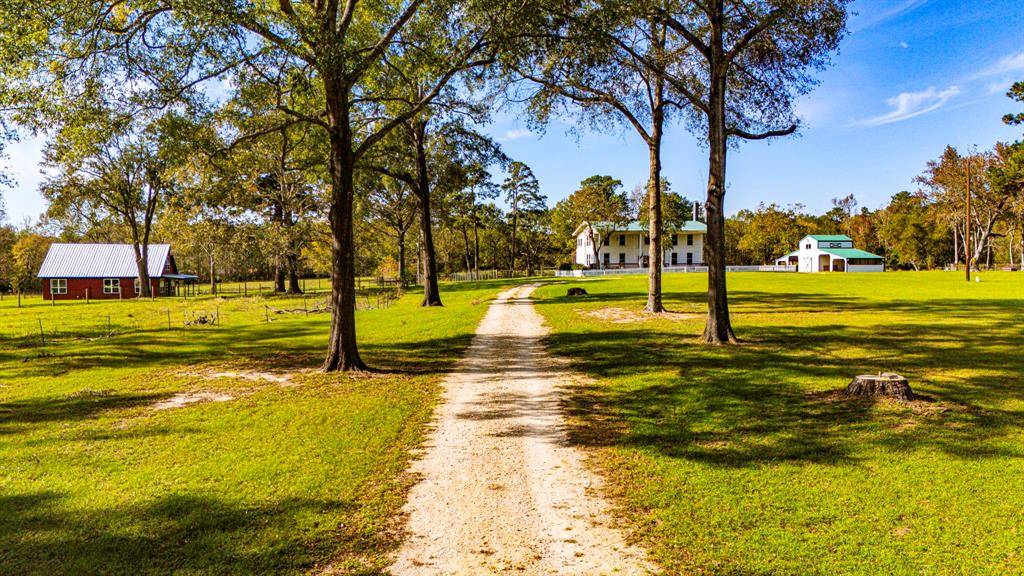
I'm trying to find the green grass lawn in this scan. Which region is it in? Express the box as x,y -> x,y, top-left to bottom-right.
0,282 -> 508,575
534,271 -> 1024,576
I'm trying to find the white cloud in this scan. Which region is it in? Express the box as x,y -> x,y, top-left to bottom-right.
974,52 -> 1024,79
499,128 -> 532,142
898,41 -> 910,49
986,80 -> 1013,95
854,85 -> 961,127
851,0 -> 928,32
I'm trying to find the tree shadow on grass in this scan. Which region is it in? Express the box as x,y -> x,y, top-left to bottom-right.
0,491 -> 390,576
4,318 -> 479,381
544,290 -> 1024,468
0,392 -> 170,436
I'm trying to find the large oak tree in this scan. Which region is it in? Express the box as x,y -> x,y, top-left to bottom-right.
651,0 -> 849,341
1,0 -> 531,371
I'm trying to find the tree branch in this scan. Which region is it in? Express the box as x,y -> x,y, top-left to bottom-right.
728,125 -> 797,140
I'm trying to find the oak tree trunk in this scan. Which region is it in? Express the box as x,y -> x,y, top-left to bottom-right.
287,251 -> 302,294
209,254 -> 217,295
398,229 -> 407,284
412,121 -> 442,306
130,228 -> 152,299
322,84 -> 367,372
645,129 -> 665,313
702,57 -> 736,344
273,201 -> 286,293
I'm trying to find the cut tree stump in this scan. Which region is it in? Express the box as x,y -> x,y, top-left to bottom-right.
845,373 -> 914,401
566,287 -> 588,297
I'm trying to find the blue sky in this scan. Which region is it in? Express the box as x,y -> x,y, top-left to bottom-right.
2,0 -> 1023,224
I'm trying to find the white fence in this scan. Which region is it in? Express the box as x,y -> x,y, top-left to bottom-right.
554,265 -> 795,277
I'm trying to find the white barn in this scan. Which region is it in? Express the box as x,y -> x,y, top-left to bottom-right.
574,221 -> 707,269
776,235 -> 884,273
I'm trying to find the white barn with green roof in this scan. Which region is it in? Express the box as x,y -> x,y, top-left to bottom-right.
574,220 -> 707,269
776,235 -> 884,273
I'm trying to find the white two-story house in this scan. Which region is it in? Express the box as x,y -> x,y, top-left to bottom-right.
775,235 -> 884,272
574,221 -> 707,269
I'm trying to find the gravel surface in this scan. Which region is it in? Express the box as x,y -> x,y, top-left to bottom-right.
390,284 -> 656,575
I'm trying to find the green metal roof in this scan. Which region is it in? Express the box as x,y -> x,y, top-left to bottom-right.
600,220 -> 707,232
820,248 -> 883,260
809,234 -> 853,242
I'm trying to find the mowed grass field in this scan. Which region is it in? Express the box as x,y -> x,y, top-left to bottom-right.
0,282 -> 508,575
534,271 -> 1024,576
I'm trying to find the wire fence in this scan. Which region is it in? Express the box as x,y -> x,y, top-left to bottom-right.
0,283 -> 405,355
426,269 -> 557,283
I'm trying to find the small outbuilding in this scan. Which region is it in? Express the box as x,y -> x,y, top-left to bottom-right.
775,235 -> 884,273
38,243 -> 198,300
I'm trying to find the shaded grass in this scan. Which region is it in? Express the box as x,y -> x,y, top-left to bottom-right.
0,279 -> 519,575
534,271 -> 1024,576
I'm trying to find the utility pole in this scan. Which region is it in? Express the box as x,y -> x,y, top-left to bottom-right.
965,154 -> 972,282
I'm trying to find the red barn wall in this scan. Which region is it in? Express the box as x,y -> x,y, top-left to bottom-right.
42,278 -> 162,301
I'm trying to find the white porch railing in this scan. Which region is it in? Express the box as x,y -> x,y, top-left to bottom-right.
554,265 -> 795,277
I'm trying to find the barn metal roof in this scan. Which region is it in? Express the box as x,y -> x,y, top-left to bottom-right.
38,244 -> 172,278
820,248 -> 884,260
808,234 -> 853,242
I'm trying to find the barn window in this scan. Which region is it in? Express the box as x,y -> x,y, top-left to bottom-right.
51,279 -> 67,295
103,278 -> 121,295
134,279 -> 142,294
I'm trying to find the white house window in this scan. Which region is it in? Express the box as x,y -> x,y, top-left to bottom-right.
672,234 -> 678,246
687,234 -> 694,246
618,235 -> 625,246
805,243 -> 812,249
51,279 -> 67,295
103,278 -> 121,295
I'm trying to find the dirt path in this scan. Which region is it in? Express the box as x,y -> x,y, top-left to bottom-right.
390,285 -> 655,576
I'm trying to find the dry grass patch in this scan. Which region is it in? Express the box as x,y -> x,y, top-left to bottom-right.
578,306 -> 703,324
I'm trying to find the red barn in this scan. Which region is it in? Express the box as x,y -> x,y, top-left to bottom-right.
38,243 -> 197,300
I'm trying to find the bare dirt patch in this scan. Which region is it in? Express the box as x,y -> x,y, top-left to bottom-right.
579,306 -> 702,324
178,365 -> 313,388
153,391 -> 235,410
